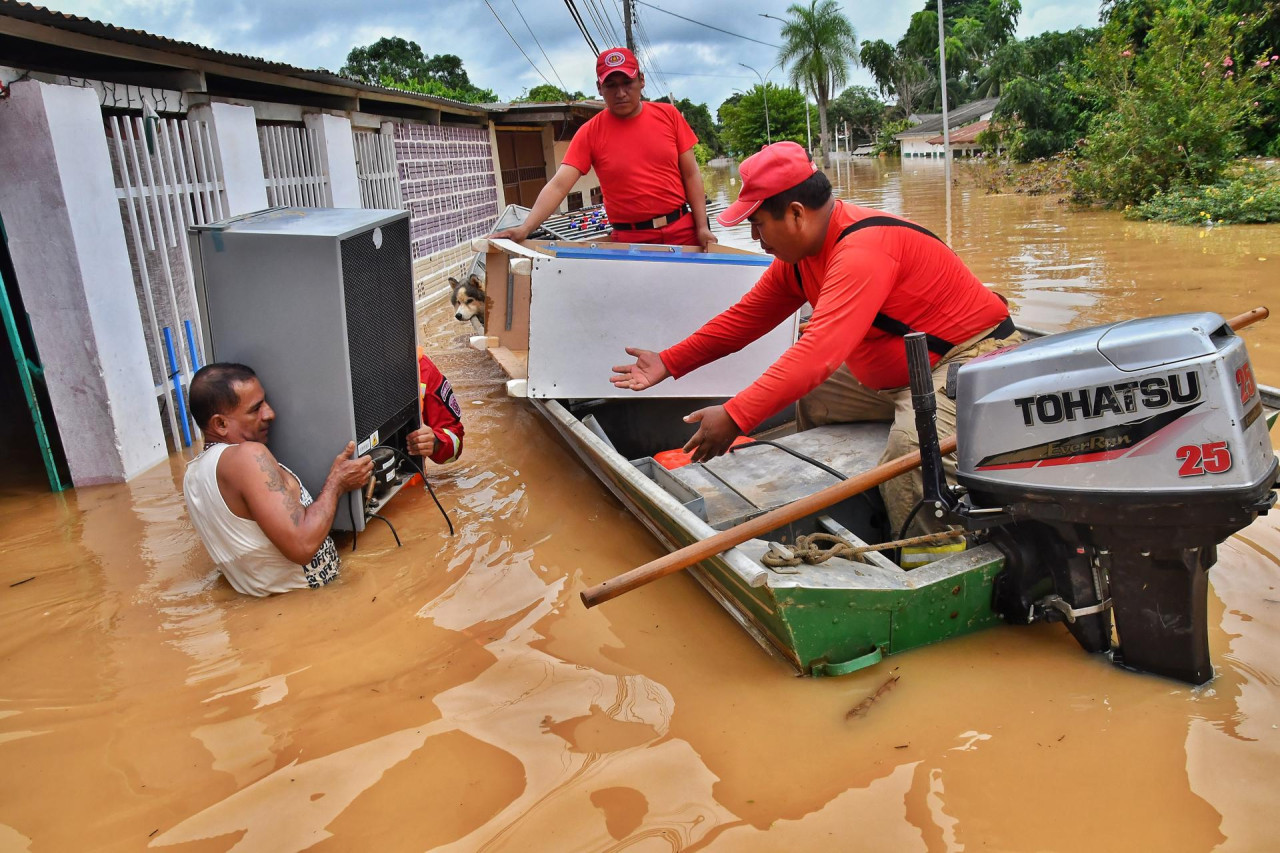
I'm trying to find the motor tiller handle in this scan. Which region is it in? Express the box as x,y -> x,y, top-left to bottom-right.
905,332 -> 953,519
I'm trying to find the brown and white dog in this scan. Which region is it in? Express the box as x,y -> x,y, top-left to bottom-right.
449,274 -> 485,324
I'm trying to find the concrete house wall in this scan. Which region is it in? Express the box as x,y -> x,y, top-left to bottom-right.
0,6 -> 598,487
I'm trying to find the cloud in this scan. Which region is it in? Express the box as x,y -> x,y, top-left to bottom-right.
31,0 -> 1102,109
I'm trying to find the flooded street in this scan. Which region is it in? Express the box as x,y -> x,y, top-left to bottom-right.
3,159 -> 1280,851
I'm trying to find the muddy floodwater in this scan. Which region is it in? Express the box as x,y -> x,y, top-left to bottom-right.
3,159 -> 1280,852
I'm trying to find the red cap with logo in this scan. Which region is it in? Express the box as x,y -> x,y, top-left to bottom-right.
596,47 -> 640,84
716,141 -> 819,227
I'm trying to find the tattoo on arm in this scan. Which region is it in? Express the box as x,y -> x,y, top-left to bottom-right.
256,450 -> 305,526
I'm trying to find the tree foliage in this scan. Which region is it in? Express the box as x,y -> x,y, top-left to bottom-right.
1102,0 -> 1280,155
718,84 -> 815,156
674,98 -> 723,155
861,1 -> 1022,114
860,38 -> 933,118
1071,5 -> 1275,205
516,84 -> 587,102
827,86 -> 888,145
343,37 -> 432,82
777,0 -> 859,166
342,37 -> 493,103
983,28 -> 1096,160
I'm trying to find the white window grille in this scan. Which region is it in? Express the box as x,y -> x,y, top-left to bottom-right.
257,124 -> 331,207
107,113 -> 226,451
353,130 -> 402,209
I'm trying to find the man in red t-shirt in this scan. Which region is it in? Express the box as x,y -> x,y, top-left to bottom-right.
610,142 -> 1018,536
492,47 -> 716,249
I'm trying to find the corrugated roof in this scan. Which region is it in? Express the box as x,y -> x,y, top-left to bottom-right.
926,119 -> 990,146
0,0 -> 488,114
482,99 -> 606,111
896,97 -> 999,138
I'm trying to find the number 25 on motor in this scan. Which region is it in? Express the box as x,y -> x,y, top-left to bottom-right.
1236,363 -> 1257,405
1177,441 -> 1232,477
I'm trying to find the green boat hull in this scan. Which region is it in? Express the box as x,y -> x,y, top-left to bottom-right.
536,398 -> 1008,676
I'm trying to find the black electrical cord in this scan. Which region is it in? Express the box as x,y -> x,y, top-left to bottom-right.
728,439 -> 848,482
346,446 -> 455,551
367,512 -> 402,547
380,445 -> 455,536
349,492 -> 358,552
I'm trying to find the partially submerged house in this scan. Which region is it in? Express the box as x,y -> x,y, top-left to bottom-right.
896,97 -> 999,158
0,0 -> 601,489
925,119 -> 990,159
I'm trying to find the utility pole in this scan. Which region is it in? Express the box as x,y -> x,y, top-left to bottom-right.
936,0 -> 952,244
623,0 -> 635,51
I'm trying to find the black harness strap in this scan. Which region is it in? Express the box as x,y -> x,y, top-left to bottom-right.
793,216 -> 966,357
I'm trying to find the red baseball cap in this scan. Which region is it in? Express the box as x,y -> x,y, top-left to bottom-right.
717,141 -> 819,227
596,47 -> 640,84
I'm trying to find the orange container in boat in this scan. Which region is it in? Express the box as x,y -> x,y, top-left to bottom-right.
654,436 -> 754,470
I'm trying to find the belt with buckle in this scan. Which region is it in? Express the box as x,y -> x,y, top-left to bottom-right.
611,204 -> 691,231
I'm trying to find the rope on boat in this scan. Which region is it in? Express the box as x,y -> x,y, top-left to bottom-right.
762,528 -> 967,568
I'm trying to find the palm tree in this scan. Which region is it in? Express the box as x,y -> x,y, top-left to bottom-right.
777,0 -> 859,168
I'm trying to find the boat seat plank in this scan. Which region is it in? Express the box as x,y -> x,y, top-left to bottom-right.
665,464 -> 758,529
667,423 -> 893,528
704,423 -> 892,511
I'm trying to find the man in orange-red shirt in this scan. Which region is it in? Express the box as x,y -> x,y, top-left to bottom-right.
610,142 -> 1018,535
492,47 -> 715,248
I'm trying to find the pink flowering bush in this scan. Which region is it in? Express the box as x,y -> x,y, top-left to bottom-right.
1072,7 -> 1274,206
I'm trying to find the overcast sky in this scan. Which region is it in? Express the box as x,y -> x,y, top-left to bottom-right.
39,0 -> 1104,108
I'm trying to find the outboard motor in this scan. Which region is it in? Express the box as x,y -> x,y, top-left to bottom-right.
915,313 -> 1277,684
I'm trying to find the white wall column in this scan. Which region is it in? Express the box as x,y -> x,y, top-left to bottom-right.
189,101 -> 267,216
486,120 -> 507,210
304,112 -> 360,208
0,80 -> 167,484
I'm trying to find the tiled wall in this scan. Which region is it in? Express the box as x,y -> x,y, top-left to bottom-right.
394,124 -> 500,260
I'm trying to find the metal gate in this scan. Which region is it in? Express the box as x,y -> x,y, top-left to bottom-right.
352,130 -> 402,209
258,124 -> 331,207
106,113 -> 226,451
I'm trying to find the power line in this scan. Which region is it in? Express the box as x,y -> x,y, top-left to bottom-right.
656,70 -> 757,80
584,0 -> 624,48
483,0 -> 560,91
634,12 -> 672,93
579,0 -> 613,50
611,0 -> 627,39
563,0 -> 600,54
635,13 -> 676,100
509,0 -> 572,96
633,0 -> 781,49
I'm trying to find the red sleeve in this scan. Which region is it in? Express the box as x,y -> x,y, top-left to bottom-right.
672,106 -> 698,152
722,243 -> 898,432
419,355 -> 464,464
561,116 -> 595,174
659,260 -> 805,380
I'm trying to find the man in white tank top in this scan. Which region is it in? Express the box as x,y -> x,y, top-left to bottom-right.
183,363 -> 374,597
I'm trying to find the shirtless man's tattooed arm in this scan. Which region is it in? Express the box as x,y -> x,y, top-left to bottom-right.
230,442 -> 372,564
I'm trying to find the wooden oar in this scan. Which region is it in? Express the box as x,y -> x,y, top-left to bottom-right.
580,437 -> 954,608
1228,306 -> 1268,330
580,306 -> 1270,609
